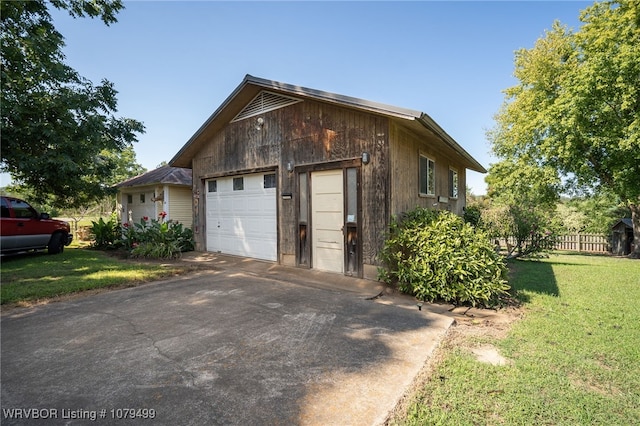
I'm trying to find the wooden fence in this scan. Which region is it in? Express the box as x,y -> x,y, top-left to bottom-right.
504,234 -> 610,254
554,234 -> 610,253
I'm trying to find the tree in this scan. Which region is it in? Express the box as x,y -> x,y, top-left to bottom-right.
57,146 -> 146,228
562,194 -> 631,234
488,1 -> 640,257
3,145 -> 146,239
1,0 -> 144,209
104,146 -> 147,187
485,158 -> 561,209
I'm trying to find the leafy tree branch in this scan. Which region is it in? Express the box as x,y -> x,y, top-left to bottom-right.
487,0 -> 640,257
1,0 -> 144,208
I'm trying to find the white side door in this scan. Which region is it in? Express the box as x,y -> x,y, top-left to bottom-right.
311,170 -> 344,273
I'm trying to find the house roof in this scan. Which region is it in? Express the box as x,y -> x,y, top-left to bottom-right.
115,166 -> 192,188
612,218 -> 633,230
170,74 -> 487,173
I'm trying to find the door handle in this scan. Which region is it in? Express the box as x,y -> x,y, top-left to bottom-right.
17,222 -> 24,227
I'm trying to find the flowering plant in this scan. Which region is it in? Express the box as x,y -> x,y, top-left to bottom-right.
120,214 -> 194,258
90,212 -> 194,258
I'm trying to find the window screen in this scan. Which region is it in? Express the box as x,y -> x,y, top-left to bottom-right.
449,169 -> 459,198
346,168 -> 357,223
419,155 -> 435,195
298,173 -> 308,223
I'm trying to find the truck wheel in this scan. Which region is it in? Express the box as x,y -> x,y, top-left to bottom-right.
48,233 -> 65,254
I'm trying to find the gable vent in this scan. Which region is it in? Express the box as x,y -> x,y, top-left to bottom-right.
231,90 -> 302,122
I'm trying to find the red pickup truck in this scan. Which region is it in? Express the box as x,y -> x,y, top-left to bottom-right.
0,196 -> 73,255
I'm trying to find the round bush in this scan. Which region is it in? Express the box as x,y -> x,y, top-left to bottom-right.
378,208 -> 509,307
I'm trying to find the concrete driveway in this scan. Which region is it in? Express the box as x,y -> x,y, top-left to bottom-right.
1,256 -> 453,425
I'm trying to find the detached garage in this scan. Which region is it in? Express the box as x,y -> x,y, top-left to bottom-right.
170,75 -> 485,279
205,172 -> 277,261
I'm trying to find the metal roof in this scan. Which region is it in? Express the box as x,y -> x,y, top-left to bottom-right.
612,218 -> 633,229
170,74 -> 486,173
115,166 -> 192,188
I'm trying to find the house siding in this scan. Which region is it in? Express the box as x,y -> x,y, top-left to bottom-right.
389,121 -> 467,217
165,186 -> 193,228
119,186 -> 157,224
118,185 -> 193,228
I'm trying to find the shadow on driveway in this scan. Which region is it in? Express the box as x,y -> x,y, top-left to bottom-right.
1,264 -> 452,425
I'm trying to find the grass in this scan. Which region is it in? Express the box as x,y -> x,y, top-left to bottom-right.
1,247 -> 185,305
3,249 -> 638,424
398,254 -> 640,425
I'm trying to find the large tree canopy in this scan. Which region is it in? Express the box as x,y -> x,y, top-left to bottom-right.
1,0 -> 144,208
488,0 -> 640,256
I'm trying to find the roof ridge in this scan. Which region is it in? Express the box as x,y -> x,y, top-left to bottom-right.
170,74 -> 486,173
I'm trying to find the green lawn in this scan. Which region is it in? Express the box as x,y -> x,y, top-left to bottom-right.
398,254 -> 640,425
1,247 -> 185,305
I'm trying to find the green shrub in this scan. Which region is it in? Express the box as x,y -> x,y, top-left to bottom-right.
482,204 -> 558,258
89,215 -> 121,249
463,205 -> 483,227
90,213 -> 195,259
131,240 -> 182,259
120,215 -> 194,259
165,221 -> 195,252
378,208 -> 509,307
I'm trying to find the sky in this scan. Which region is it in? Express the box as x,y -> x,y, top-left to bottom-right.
2,0 -> 593,194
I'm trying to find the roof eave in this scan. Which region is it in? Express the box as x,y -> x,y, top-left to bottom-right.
244,75 -> 423,120
169,75 -> 425,168
416,114 -> 487,173
170,76 -> 258,168
115,166 -> 192,188
170,75 -> 487,174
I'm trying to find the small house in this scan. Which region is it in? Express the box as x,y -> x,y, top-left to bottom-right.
115,166 -> 193,227
611,218 -> 634,255
170,75 -> 486,279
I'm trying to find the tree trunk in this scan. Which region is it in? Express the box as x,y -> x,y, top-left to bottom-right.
630,201 -> 640,259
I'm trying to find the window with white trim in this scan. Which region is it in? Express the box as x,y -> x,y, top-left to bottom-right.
449,168 -> 459,199
419,155 -> 435,196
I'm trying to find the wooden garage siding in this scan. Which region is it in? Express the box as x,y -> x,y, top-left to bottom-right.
191,98 -> 390,266
389,122 -> 466,216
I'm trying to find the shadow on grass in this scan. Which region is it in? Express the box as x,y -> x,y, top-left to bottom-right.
507,258 -> 559,303
0,250 -> 49,263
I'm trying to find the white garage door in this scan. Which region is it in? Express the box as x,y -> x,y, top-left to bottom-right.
205,172 -> 277,261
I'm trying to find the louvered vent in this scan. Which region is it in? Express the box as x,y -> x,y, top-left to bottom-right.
231,91 -> 302,122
